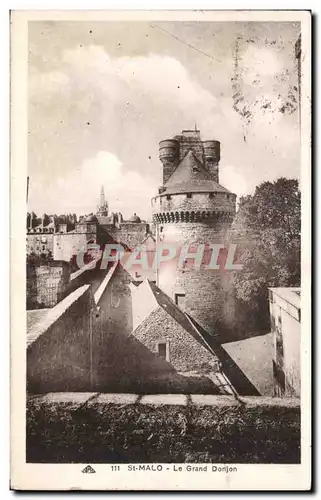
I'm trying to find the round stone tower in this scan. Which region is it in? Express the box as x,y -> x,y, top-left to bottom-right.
152,129 -> 236,336
159,139 -> 180,185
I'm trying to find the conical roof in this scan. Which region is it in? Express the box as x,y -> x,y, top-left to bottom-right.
163,150 -> 232,195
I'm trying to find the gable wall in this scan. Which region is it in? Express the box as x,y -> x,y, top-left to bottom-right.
132,306 -> 218,372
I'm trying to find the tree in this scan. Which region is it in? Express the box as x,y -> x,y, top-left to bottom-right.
228,178 -> 300,333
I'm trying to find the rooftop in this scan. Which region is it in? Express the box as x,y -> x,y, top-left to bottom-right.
222,333 -> 274,397
269,287 -> 301,309
129,213 -> 141,223
161,150 -> 234,196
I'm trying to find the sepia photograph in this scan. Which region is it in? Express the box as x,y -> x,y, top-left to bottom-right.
10,9 -> 311,491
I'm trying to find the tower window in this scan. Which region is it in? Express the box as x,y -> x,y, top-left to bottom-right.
166,195 -> 171,200
174,292 -> 186,310
192,165 -> 199,173
209,192 -> 214,199
157,342 -> 169,361
186,193 -> 192,199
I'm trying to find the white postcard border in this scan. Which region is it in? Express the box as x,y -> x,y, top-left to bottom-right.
10,9 -> 311,491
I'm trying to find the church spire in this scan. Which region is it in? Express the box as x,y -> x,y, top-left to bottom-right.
97,185 -> 109,217
100,185 -> 105,206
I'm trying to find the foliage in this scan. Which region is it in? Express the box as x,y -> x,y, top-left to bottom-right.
229,178 -> 300,331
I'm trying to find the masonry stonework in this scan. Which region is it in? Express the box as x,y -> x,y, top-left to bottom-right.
153,129 -> 236,336
27,393 -> 300,464
132,307 -> 218,373
26,260 -> 71,309
107,223 -> 150,250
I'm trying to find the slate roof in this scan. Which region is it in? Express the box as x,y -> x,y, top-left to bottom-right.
162,150 -> 233,196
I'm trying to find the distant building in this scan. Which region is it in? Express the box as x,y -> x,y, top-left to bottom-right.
96,185 -> 109,217
27,260 -> 71,309
27,214 -> 56,257
54,214 -> 99,262
268,287 -> 301,398
27,186 -> 155,265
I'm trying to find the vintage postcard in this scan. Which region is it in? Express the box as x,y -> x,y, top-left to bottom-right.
10,9 -> 311,491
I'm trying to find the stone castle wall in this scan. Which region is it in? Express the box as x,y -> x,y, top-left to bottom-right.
53,231 -> 96,262
156,222 -> 237,335
27,393 -> 300,464
26,233 -> 54,257
26,260 -> 71,309
27,285 -> 96,392
152,192 -> 236,218
107,223 -> 150,250
27,283 -> 219,394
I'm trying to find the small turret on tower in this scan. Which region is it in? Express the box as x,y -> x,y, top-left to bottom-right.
159,139 -> 180,184
203,140 -> 220,183
159,130 -> 222,185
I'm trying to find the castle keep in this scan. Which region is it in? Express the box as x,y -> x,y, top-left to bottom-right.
152,129 -> 237,335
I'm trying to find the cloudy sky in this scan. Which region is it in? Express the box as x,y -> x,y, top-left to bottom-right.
28,20 -> 300,220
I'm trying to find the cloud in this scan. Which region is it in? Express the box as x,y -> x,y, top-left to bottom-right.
220,164 -> 252,198
28,37 -> 300,219
61,45 -> 217,109
29,67 -> 70,97
28,44 -> 220,216
28,151 -> 157,220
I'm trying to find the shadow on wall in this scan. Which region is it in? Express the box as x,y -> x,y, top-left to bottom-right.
27,286 -> 95,393
95,333 -> 220,394
95,264 -> 133,338
27,285 -> 220,395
